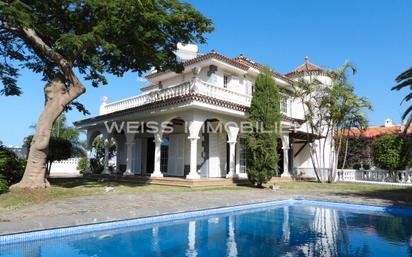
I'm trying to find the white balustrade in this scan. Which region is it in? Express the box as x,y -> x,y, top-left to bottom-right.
337,168 -> 412,186
101,80 -> 252,115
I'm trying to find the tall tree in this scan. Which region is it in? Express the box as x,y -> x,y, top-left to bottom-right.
293,62 -> 370,182
25,113 -> 84,175
392,67 -> 412,129
0,0 -> 213,188
245,68 -> 281,187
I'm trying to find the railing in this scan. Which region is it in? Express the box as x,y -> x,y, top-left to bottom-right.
337,169 -> 412,185
195,80 -> 252,107
101,80 -> 252,115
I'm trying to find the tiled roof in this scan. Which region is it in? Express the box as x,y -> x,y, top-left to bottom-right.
145,50 -> 250,79
233,55 -> 292,82
285,56 -> 324,77
340,125 -> 412,139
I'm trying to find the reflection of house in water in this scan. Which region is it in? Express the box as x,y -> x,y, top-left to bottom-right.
186,221 -> 198,257
226,216 -> 238,257
280,207 -> 341,257
308,208 -> 339,257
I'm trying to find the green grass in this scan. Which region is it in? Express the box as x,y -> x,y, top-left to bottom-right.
0,178 -> 245,212
1,179 -> 412,212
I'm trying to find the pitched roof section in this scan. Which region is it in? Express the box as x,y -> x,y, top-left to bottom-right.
145,50 -> 250,79
341,125 -> 412,139
285,56 -> 324,77
233,54 -> 292,82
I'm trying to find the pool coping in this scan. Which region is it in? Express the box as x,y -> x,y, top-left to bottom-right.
1,198 -> 412,246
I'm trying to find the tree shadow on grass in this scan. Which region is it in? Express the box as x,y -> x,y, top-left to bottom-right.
332,187 -> 412,208
49,177 -> 149,189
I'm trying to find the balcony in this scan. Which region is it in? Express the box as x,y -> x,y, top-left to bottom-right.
100,79 -> 252,115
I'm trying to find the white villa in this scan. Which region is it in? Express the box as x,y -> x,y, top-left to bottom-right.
74,44 -> 333,180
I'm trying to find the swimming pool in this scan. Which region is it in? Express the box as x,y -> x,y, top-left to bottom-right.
1,199 -> 412,257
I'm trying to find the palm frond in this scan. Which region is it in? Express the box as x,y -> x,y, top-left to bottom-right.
392,78 -> 412,91
395,67 -> 412,82
401,105 -> 412,121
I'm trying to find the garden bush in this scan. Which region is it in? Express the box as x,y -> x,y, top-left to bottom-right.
362,163 -> 370,170
77,157 -> 103,174
372,134 -> 409,180
352,163 -> 361,170
0,177 -> 9,194
0,145 -> 25,185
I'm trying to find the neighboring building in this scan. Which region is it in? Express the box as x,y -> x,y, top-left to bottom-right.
6,146 -> 27,159
344,118 -> 412,139
339,118 -> 412,169
74,45 -> 334,180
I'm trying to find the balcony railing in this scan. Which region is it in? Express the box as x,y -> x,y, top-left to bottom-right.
100,79 -> 252,115
336,169 -> 412,186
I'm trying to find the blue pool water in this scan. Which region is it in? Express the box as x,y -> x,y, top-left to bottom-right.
1,200 -> 412,257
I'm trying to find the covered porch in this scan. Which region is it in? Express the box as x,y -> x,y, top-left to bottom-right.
82,109 -> 249,180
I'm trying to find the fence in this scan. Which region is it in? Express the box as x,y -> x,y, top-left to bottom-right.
49,158 -> 81,177
336,169 -> 412,186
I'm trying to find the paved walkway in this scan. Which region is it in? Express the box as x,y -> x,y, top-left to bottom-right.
0,189 -> 411,235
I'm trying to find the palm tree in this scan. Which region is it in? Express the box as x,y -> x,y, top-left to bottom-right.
392,67 -> 412,129
51,114 -> 84,157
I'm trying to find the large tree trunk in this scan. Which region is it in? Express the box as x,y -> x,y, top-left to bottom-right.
12,76 -> 85,189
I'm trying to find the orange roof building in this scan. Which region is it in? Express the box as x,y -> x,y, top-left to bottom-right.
342,119 -> 412,139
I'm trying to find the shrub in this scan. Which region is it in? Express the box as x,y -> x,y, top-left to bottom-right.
0,145 -> 25,185
77,157 -> 104,174
77,158 -> 87,173
352,163 -> 361,170
372,134 -> 409,178
90,158 -> 103,174
0,177 -> 9,194
362,163 -> 370,170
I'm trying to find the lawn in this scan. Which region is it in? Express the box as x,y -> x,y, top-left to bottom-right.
0,178 -> 245,212
1,179 -> 412,212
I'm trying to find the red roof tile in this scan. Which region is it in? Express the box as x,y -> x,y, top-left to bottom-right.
285,56 -> 323,77
233,55 -> 292,82
145,50 -> 250,79
341,125 -> 412,139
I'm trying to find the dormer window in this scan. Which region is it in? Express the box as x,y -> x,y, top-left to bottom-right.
224,74 -> 231,88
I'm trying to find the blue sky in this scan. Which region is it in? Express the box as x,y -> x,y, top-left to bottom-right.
1,0 -> 411,146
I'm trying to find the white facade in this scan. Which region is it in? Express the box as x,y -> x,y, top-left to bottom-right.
74,51 -> 334,180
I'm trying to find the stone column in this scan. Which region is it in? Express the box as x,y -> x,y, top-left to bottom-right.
151,134 -> 163,177
281,133 -> 291,177
123,137 -> 135,176
134,137 -> 142,175
186,136 -> 200,179
85,146 -> 92,174
102,137 -> 111,174
226,141 -> 237,178
226,124 -> 239,178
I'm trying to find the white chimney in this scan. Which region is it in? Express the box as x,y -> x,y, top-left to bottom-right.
99,96 -> 108,115
174,43 -> 198,61
384,118 -> 393,127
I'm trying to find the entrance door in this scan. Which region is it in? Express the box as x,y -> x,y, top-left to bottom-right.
146,137 -> 155,173
167,134 -> 185,176
208,133 -> 227,177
